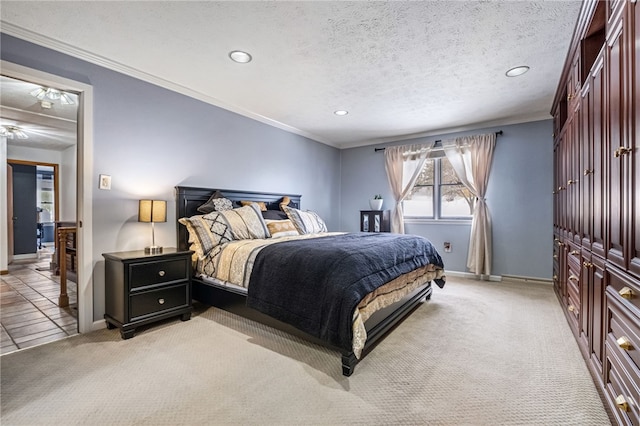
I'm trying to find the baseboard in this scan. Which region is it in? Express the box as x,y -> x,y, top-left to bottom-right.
445,270 -> 502,282
502,274 -> 553,285
12,254 -> 38,260
0,270 -> 8,275
445,271 -> 551,285
92,320 -> 107,331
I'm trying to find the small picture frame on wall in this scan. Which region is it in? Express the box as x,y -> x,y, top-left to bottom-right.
99,174 -> 111,190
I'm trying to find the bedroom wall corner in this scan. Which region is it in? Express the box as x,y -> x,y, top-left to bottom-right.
339,119 -> 554,280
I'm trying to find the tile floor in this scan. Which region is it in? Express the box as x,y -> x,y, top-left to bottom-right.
1,247 -> 77,355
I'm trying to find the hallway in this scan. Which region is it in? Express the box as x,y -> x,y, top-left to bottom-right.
0,248 -> 77,354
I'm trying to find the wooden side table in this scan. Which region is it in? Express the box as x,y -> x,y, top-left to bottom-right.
102,248 -> 193,339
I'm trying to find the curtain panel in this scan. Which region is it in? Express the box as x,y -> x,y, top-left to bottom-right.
442,133 -> 496,276
384,142 -> 435,234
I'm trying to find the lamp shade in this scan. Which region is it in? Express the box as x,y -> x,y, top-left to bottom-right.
138,200 -> 167,223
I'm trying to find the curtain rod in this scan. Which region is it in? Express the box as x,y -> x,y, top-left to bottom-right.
374,130 -> 503,152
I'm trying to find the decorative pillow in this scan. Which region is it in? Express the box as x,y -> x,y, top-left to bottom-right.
278,196 -> 299,210
213,204 -> 270,239
265,219 -> 299,238
197,191 -> 233,213
240,200 -> 267,211
282,206 -> 328,234
262,210 -> 288,220
178,214 -> 234,259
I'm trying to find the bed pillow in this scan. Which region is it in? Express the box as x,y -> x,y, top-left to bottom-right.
197,191 -> 233,214
282,206 -> 328,234
265,219 -> 299,238
240,200 -> 267,211
278,196 -> 299,210
262,210 -> 288,220
178,214 -> 234,259
211,204 -> 271,240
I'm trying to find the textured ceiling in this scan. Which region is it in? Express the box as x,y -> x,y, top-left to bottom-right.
0,1 -> 582,149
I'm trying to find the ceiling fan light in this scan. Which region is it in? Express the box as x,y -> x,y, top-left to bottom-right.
0,125 -> 28,139
30,87 -> 47,100
45,88 -> 61,100
60,93 -> 75,105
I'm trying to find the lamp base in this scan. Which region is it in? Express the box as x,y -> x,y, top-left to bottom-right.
145,246 -> 163,254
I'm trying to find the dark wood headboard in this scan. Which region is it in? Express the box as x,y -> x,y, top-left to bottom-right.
175,186 -> 302,251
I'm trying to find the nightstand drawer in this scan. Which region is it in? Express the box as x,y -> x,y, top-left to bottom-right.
130,258 -> 189,289
130,283 -> 189,320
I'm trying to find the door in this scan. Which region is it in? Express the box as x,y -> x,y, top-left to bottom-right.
11,163 -> 37,255
6,164 -> 14,263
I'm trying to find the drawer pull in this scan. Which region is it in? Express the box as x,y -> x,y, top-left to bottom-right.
568,275 -> 579,282
583,169 -> 593,176
570,250 -> 580,256
158,298 -> 165,305
158,270 -> 165,277
568,305 -> 576,312
553,255 -> 558,259
617,336 -> 633,351
582,262 -> 593,268
567,179 -> 578,185
553,275 -> 558,281
615,395 -> 629,412
614,146 -> 633,158
619,287 -> 634,300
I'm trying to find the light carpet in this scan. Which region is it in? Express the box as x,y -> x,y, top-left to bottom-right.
0,277 -> 611,425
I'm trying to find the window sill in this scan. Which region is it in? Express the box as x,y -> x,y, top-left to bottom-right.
404,218 -> 472,226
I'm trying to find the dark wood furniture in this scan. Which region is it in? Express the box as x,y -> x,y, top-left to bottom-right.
175,186 -> 433,376
56,226 -> 76,307
551,1 -> 638,424
52,221 -> 76,276
103,248 -> 193,339
360,210 -> 390,233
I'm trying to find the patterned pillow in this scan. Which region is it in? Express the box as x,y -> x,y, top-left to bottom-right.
178,214 -> 234,259
265,219 -> 299,238
282,206 -> 328,234
240,200 -> 267,211
197,191 -> 233,213
213,204 -> 270,240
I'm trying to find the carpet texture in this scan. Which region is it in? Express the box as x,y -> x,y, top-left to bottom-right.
0,277 -> 611,425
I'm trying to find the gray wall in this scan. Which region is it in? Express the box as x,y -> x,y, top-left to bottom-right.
1,34 -> 341,320
340,120 -> 554,279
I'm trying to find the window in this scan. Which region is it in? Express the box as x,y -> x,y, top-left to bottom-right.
403,156 -> 473,219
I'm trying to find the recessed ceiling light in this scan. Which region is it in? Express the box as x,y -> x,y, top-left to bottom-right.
506,66 -> 530,77
229,50 -> 252,63
334,110 -> 349,116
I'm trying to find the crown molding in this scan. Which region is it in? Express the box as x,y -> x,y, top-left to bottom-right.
0,22 -> 338,148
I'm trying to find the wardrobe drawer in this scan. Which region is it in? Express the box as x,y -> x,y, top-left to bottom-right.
607,295 -> 640,376
605,341 -> 640,425
608,267 -> 640,317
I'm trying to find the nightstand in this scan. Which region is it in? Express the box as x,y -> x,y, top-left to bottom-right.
360,210 -> 390,233
102,248 -> 193,339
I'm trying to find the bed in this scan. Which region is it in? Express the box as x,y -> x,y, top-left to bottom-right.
175,186 -> 445,376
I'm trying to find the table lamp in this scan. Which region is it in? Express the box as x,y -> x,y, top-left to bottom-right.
138,199 -> 166,254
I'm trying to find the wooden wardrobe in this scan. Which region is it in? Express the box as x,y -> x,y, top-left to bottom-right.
552,0 -> 638,423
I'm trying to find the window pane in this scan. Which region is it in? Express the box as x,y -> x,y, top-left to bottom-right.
441,184 -> 474,217
404,186 -> 434,217
414,159 -> 435,185
441,157 -> 461,184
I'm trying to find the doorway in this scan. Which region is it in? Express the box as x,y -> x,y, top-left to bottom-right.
1,60 -> 94,344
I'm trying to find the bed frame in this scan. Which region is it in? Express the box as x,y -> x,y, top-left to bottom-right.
175,185 -> 432,376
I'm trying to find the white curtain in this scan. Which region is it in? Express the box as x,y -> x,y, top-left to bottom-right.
442,133 -> 496,276
384,142 -> 435,234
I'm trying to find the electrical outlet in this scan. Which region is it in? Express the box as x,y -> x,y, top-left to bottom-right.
444,242 -> 451,252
